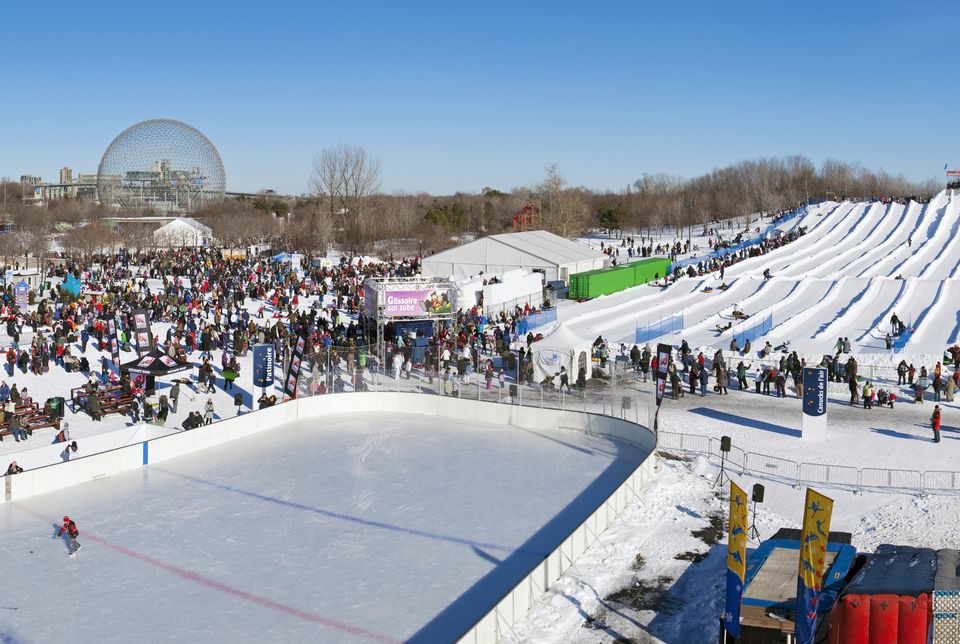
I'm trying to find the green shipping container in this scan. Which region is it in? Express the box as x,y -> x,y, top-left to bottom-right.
568,257 -> 671,299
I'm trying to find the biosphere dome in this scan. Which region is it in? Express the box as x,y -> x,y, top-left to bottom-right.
97,119 -> 226,212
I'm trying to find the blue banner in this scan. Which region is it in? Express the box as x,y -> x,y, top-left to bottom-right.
802,368 -> 827,417
253,343 -> 275,388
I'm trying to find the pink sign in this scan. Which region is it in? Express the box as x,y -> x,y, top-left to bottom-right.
381,289 -> 451,318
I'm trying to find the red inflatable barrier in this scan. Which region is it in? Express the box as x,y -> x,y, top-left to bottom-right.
897,593 -> 930,644
828,592 -> 931,643
829,594 -> 869,644
868,594 -> 899,642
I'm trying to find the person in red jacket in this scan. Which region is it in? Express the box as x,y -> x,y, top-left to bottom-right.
58,515 -> 82,556
932,405 -> 942,444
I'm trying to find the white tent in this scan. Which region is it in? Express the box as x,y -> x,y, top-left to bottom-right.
530,323 -> 595,384
153,218 -> 213,248
421,230 -> 606,283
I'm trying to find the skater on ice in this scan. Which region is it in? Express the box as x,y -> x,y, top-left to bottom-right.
58,516 -> 82,556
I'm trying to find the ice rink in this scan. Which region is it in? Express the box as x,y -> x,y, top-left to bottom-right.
0,411 -> 649,643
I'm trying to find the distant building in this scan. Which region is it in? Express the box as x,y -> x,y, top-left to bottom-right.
20,168 -> 107,205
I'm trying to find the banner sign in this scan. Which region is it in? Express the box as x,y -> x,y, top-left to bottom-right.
364,283 -> 453,318
724,482 -> 749,638
795,488 -> 834,644
14,281 -> 29,308
654,343 -> 671,429
802,367 -> 828,440
802,368 -> 827,416
253,343 -> 275,389
107,314 -> 121,367
282,332 -> 309,399
132,309 -> 154,356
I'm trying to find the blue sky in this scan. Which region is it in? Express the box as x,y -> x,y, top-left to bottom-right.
0,0 -> 956,195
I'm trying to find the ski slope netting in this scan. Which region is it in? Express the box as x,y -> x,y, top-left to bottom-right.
560,192 -> 960,353
0,412 -> 647,644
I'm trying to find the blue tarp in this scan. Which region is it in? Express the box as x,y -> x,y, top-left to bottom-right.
841,544 -> 937,596
271,252 -> 291,263
893,320 -> 913,352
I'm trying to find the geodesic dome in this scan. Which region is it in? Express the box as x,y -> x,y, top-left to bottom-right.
97,119 -> 226,212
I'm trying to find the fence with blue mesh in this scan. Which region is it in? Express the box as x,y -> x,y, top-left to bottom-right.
516,308 -> 558,335
732,313 -> 773,346
635,313 -> 684,344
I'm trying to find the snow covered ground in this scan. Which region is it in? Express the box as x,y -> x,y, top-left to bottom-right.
0,411 -> 647,643
561,193 -> 960,353
505,455 -> 960,644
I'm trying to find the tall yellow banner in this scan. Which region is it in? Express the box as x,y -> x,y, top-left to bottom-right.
723,481 -> 748,637
796,488 -> 834,644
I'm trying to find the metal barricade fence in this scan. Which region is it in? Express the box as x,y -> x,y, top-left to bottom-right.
799,463 -> 859,488
859,467 -> 923,491
658,431 -> 711,455
745,452 -> 799,485
922,471 -> 960,492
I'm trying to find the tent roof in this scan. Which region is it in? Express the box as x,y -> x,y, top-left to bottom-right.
155,217 -> 212,234
424,230 -> 604,268
121,348 -> 192,376
533,322 -> 589,354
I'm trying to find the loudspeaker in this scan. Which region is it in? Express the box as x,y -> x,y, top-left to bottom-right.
234,393 -> 243,407
622,396 -> 631,410
720,435 -> 731,453
509,384 -> 518,397
752,483 -> 765,503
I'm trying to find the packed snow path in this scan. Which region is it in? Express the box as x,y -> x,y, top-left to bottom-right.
0,412 -> 648,643
557,191 -> 960,353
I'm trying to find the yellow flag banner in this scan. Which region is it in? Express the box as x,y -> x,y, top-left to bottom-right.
795,487 -> 834,644
723,481 -> 748,637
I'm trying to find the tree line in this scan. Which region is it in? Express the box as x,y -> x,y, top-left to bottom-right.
0,154 -> 940,258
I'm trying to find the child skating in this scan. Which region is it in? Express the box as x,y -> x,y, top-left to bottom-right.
58,516 -> 82,557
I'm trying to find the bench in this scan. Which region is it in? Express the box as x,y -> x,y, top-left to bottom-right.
0,413 -> 60,441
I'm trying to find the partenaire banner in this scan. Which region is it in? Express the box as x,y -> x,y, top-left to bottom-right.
367,287 -> 453,318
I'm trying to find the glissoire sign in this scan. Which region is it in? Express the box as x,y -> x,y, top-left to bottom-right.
382,289 -> 452,317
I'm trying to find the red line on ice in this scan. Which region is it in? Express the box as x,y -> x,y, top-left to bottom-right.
15,505 -> 401,644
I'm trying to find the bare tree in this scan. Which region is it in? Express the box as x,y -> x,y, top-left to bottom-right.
539,164 -> 589,238
309,143 -> 382,251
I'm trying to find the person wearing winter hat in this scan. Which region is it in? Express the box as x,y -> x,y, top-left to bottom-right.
58,516 -> 82,556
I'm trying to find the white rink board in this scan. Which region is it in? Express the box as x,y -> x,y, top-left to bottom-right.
0,410 -> 648,643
